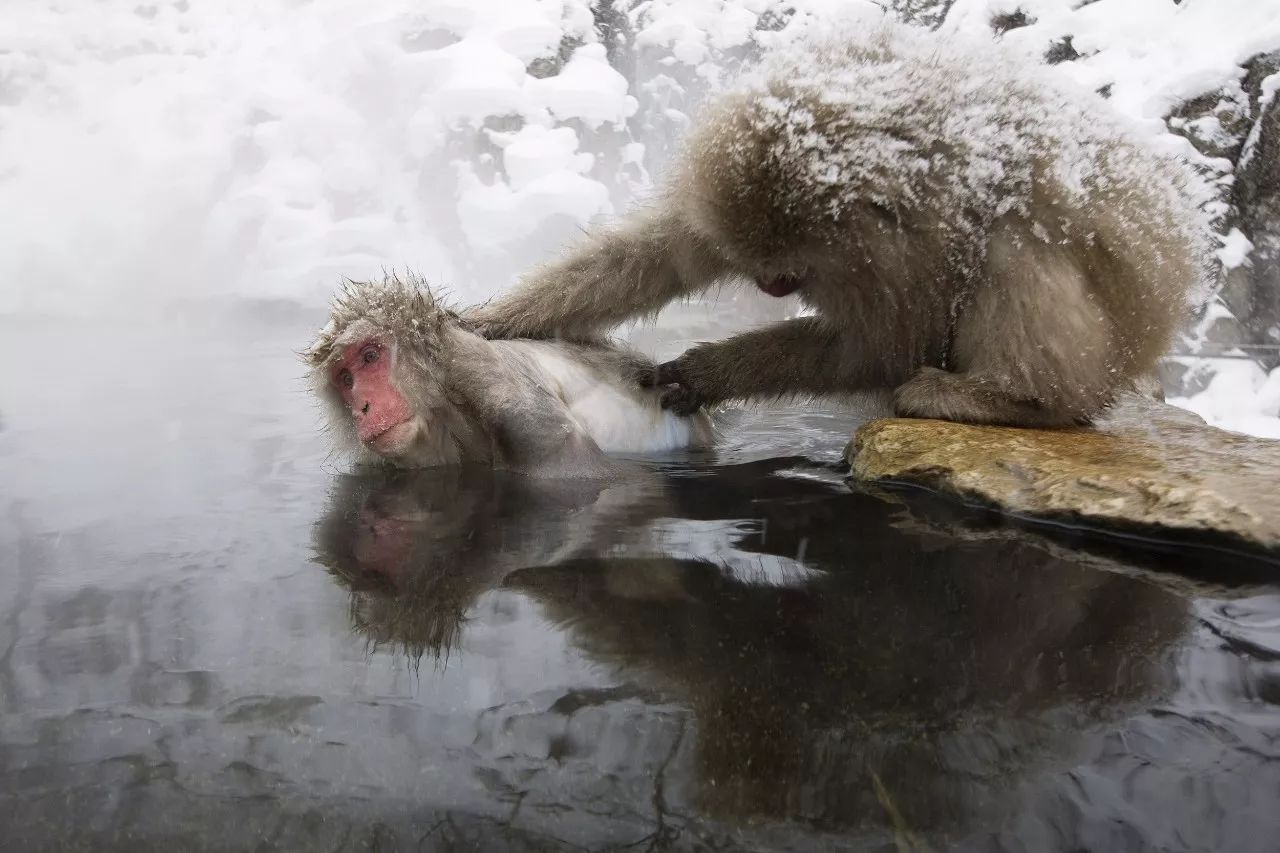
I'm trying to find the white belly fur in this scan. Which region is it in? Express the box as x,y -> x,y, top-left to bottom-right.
520,344 -> 707,453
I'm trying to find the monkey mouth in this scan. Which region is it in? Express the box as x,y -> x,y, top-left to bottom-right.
365,420 -> 417,454
756,273 -> 806,298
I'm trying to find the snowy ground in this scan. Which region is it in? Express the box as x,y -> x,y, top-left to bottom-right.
1168,358 -> 1280,439
1,0 -> 1278,436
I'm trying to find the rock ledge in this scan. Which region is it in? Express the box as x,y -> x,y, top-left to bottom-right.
848,396 -> 1280,555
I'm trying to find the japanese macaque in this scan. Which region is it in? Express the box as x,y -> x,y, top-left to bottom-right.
305,275 -> 714,476
467,24 -> 1210,427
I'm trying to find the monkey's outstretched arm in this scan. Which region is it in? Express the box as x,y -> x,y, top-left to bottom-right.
651,318 -> 874,413
468,212 -> 728,341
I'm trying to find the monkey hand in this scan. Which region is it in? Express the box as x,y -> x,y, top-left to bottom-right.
660,384 -> 707,416
639,359 -> 707,416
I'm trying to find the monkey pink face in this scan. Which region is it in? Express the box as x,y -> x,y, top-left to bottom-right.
332,340 -> 418,455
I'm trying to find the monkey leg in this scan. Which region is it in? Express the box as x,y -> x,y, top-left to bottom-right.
892,367 -> 1091,427
893,231 -> 1118,428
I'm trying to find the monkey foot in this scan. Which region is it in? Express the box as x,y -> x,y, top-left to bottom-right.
893,367 -> 1084,428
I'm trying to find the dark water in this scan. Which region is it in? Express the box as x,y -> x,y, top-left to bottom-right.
2,314 -> 1279,852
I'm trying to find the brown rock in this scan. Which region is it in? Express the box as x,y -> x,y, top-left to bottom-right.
848,395 -> 1280,554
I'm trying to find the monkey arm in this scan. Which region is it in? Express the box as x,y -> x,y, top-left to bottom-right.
653,318 -> 860,412
467,212 -> 728,341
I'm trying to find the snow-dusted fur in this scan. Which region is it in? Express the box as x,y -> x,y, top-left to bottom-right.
469,24 -> 1212,427
306,276 -> 714,476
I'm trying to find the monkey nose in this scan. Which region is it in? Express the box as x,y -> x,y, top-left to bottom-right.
360,401 -> 370,416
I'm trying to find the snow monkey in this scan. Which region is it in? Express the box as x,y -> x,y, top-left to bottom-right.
467,25 -> 1210,427
306,276 -> 714,477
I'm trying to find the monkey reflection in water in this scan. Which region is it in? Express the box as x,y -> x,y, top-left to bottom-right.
305,275 -> 714,478
313,466 -> 1188,836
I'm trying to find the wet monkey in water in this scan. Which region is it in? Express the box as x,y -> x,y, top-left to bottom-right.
467,25 -> 1209,427
306,276 -> 714,477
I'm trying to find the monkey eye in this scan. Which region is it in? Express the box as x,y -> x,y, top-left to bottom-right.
361,346 -> 380,365
338,369 -> 354,390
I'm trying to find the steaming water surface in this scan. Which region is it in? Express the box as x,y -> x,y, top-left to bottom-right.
2,312 -> 1279,852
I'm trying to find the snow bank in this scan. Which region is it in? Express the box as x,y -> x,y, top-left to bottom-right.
0,0 -> 623,312
946,0 -> 1280,144
1170,360 -> 1280,440
528,44 -> 638,127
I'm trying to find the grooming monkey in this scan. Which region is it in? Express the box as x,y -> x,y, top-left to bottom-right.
306,276 -> 714,476
467,25 -> 1210,427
